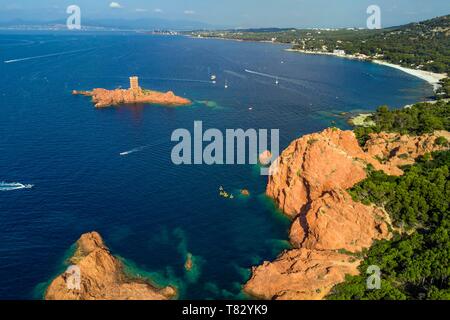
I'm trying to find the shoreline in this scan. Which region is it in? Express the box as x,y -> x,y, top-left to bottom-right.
185,36 -> 447,92
372,60 -> 447,92
286,48 -> 447,92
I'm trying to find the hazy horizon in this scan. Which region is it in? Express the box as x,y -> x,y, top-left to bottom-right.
0,0 -> 449,29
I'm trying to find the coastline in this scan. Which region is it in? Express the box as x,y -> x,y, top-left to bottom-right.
286,48 -> 447,92
372,60 -> 447,92
186,37 -> 447,92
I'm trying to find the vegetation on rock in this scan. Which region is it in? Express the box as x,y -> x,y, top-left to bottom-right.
353,100 -> 450,145
328,150 -> 449,300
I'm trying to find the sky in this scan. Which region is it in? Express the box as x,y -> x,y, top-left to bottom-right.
0,0 -> 449,28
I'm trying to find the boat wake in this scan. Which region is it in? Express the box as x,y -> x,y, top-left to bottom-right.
120,146 -> 148,156
244,69 -> 279,79
0,182 -> 34,191
4,48 -> 95,64
224,70 -> 247,79
138,76 -> 214,84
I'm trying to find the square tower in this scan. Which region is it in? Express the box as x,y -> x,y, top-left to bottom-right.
129,76 -> 140,91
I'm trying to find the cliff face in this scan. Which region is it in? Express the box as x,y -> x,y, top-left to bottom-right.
245,128 -> 448,300
244,248 -> 361,300
266,129 -> 368,218
45,232 -> 176,300
73,88 -> 191,108
289,190 -> 390,251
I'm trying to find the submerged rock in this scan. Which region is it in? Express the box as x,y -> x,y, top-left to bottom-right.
240,189 -> 250,196
185,253 -> 194,272
45,232 -> 176,300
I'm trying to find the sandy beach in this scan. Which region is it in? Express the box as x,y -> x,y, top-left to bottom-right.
372,60 -> 447,91
287,48 -> 447,92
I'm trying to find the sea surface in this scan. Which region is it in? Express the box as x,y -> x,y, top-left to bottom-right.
0,31 -> 433,299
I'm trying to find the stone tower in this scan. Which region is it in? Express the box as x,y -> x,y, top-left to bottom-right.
129,76 -> 140,91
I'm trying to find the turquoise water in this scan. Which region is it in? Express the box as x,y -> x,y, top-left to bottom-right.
0,31 -> 433,299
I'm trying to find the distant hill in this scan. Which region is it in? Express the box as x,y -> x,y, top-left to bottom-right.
0,17 -> 214,31
186,15 -> 450,73
185,15 -> 449,98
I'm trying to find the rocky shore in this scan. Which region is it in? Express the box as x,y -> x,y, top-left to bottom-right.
73,88 -> 191,108
45,232 -> 176,300
244,128 -> 449,300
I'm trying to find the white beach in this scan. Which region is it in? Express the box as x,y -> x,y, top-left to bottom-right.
287,49 -> 447,92
372,60 -> 447,92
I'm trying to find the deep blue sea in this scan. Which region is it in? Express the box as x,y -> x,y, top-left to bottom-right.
0,31 -> 433,299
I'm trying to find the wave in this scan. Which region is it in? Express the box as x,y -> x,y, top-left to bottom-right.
0,182 -> 33,191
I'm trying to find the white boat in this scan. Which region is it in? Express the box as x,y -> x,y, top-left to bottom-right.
225,80 -> 228,89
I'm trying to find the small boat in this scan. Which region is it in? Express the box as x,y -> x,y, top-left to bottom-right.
275,77 -> 279,85
211,75 -> 217,81
224,80 -> 228,89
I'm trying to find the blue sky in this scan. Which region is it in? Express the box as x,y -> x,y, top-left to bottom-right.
0,0 -> 449,28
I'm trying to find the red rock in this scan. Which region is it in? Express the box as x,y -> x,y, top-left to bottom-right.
244,248 -> 360,300
240,189 -> 250,196
74,88 -> 191,108
259,150 -> 272,165
364,131 -> 450,173
289,190 -> 390,252
266,128 -> 368,218
185,253 -> 194,272
244,127 -> 449,300
45,232 -> 176,300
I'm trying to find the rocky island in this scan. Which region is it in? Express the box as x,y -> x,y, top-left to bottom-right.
73,76 -> 191,108
45,232 -> 176,300
244,122 -> 449,300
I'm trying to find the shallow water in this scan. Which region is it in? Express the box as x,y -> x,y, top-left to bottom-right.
0,31 -> 433,299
